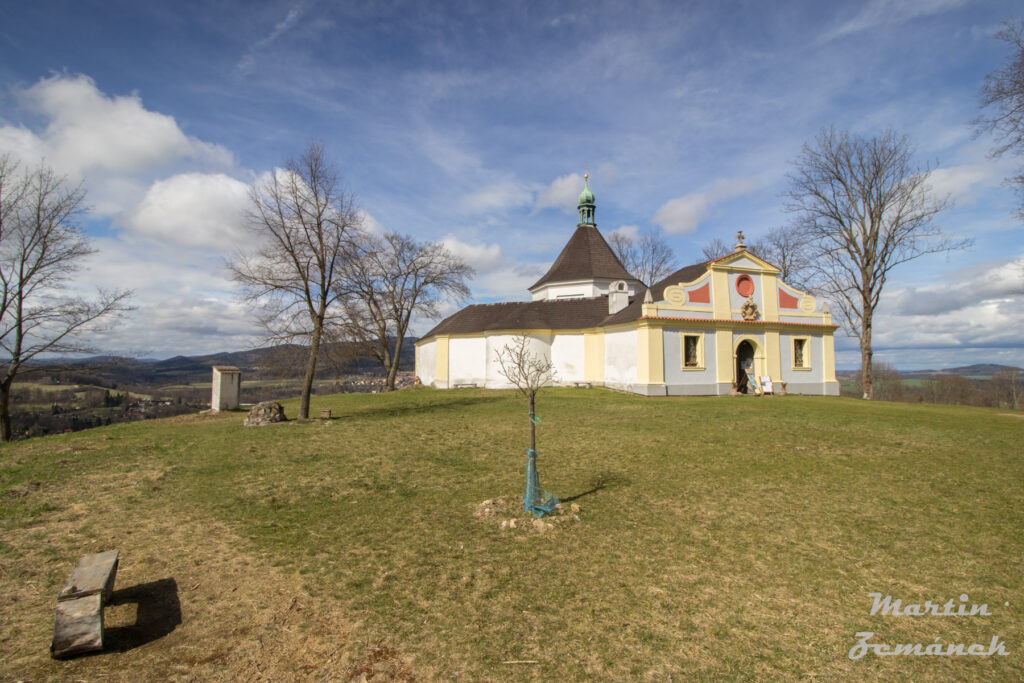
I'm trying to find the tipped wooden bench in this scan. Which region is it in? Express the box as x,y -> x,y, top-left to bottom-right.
51,550 -> 120,658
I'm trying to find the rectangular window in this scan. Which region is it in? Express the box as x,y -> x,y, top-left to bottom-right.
793,338 -> 809,369
681,333 -> 704,369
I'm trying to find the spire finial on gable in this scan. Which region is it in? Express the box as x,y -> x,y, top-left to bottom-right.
734,230 -> 746,251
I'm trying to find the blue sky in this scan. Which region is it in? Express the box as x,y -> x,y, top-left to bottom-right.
1,0 -> 1022,370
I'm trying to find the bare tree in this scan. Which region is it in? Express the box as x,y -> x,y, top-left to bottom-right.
340,232 -> 472,391
784,128 -> 966,400
0,155 -> 131,441
975,19 -> 1024,219
228,142 -> 361,419
495,335 -> 556,452
989,367 -> 1022,409
699,237 -> 733,262
496,335 -> 559,515
608,227 -> 678,285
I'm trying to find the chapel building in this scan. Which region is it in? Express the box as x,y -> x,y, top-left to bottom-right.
415,177 -> 839,396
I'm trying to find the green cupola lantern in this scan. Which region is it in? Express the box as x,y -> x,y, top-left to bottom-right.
577,173 -> 595,226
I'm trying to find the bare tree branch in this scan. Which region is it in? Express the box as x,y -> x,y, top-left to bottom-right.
974,19 -> 1024,220
495,335 -> 556,452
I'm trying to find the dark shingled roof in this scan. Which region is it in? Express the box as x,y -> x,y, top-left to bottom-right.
602,261 -> 711,325
423,297 -> 616,337
529,224 -> 641,291
423,261 -> 718,339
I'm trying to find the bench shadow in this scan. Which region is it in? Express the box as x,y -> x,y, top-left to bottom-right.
103,578 -> 182,652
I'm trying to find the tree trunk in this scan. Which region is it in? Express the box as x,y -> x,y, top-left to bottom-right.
528,391 -> 536,451
385,333 -> 404,391
0,378 -> 12,442
300,319 -> 322,419
861,313 -> 873,400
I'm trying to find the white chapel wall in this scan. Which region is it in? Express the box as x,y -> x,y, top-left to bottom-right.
449,336 -> 488,386
415,340 -> 436,386
551,333 -> 585,383
603,328 -> 637,387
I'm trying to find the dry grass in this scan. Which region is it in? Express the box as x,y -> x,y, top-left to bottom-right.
1,389 -> 1022,681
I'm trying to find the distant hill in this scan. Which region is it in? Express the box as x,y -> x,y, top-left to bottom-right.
900,364 -> 1021,380
22,339 -> 418,388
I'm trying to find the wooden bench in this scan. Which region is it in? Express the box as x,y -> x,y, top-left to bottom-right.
51,550 -> 120,658
453,383 -> 477,388
573,382 -> 592,389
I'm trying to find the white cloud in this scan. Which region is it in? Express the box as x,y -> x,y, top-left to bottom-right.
124,173 -> 251,249
819,0 -> 968,43
824,254 -> 1024,367
926,163 -> 1004,204
74,237 -> 261,357
358,209 -> 385,235
441,235 -> 508,273
459,180 -> 534,214
0,74 -> 235,218
237,4 -> 308,73
6,74 -> 232,178
609,225 -> 639,240
887,255 -> 1024,317
652,178 -> 758,234
534,172 -> 584,214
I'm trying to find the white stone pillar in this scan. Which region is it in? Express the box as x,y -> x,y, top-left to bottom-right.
211,366 -> 241,411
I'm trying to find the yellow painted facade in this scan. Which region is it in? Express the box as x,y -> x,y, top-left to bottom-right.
823,333 -> 837,382
636,323 -> 664,385
434,335 -> 449,387
765,330 -> 782,379
714,329 -> 733,384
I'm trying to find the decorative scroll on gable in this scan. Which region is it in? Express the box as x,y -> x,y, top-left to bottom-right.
662,272 -> 713,308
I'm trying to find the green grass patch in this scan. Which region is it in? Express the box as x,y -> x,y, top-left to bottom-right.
1,389 -> 1021,680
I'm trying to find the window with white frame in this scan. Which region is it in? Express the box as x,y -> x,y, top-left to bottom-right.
682,332 -> 704,369
793,337 -> 810,369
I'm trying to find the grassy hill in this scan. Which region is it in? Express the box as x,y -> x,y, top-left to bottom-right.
1,390 -> 1021,680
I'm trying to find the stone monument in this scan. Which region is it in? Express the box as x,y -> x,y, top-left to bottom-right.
211,366 -> 241,411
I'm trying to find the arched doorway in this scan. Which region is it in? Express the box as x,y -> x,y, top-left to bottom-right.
735,340 -> 755,393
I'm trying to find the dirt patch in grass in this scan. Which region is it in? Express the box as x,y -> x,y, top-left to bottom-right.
0,462 -> 414,681
473,497 -> 584,533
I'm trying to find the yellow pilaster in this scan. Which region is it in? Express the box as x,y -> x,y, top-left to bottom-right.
637,323 -> 664,385
435,336 -> 449,388
761,273 -> 779,322
765,330 -> 781,380
823,333 -> 837,382
583,330 -> 605,382
715,329 -> 733,384
711,269 -> 731,318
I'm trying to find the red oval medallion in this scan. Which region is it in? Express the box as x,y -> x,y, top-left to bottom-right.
736,274 -> 754,297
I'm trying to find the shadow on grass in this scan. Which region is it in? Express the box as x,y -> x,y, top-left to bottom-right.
104,578 -> 182,652
562,470 -> 631,503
